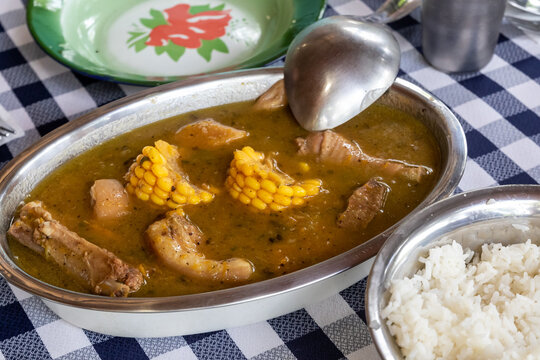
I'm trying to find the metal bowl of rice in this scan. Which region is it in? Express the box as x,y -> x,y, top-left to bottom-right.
366,184 -> 540,359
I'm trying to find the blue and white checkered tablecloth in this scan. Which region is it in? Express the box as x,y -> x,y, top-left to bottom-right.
1,0 -> 540,359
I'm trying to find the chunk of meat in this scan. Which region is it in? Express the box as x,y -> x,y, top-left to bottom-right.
253,79 -> 287,111
146,211 -> 254,282
7,201 -> 143,297
296,130 -> 431,182
175,119 -> 248,149
90,179 -> 130,220
338,179 -> 389,230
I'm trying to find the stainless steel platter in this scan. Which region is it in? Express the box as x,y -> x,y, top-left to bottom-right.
0,68 -> 466,337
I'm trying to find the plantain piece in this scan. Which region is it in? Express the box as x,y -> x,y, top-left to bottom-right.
225,146 -> 322,212
124,140 -> 214,211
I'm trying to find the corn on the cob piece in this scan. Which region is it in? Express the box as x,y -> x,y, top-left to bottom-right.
124,140 -> 214,209
225,146 -> 322,211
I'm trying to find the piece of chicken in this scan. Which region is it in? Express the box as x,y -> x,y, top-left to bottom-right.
253,79 -> 287,110
146,211 -> 254,282
8,201 -> 143,297
338,179 -> 389,230
175,119 -> 248,149
90,179 -> 130,220
296,130 -> 431,182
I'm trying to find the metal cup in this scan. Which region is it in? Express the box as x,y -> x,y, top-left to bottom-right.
422,0 -> 507,72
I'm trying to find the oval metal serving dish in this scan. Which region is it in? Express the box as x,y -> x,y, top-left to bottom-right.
367,185 -> 540,359
0,68 -> 466,337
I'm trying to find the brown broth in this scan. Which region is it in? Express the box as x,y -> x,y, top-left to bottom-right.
8,101 -> 440,297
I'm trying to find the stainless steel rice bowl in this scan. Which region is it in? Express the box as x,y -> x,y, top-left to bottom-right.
367,185 -> 540,359
0,68 -> 466,337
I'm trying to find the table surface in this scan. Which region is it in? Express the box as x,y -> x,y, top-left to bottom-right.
1,0 -> 540,359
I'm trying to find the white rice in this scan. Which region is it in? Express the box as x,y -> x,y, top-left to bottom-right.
382,240 -> 540,360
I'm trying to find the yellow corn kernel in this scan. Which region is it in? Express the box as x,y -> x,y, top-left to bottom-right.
143,146 -> 165,164
229,188 -> 240,199
256,169 -> 268,179
299,162 -> 310,173
302,184 -> 320,196
188,195 -> 201,205
136,154 -> 144,164
150,193 -> 165,206
174,208 -> 185,216
270,202 -> 286,211
232,183 -> 242,193
151,163 -> 168,178
242,146 -> 259,159
139,180 -> 153,194
156,177 -> 173,192
171,192 -> 187,204
200,191 -> 213,203
268,172 -> 282,184
142,160 -> 152,170
206,185 -> 220,194
304,179 -> 322,186
274,193 -> 292,206
167,200 -> 180,209
235,173 -> 245,188
251,198 -> 267,210
230,167 -> 237,178
129,175 -> 139,187
135,188 -> 150,201
177,182 -> 194,196
238,193 -> 251,205
235,150 -> 249,162
144,171 -> 157,186
126,184 -> 135,194
241,164 -> 255,176
134,166 -> 145,179
257,189 -> 273,204
277,185 -> 294,197
243,187 -> 257,199
261,179 -> 277,193
245,176 -> 260,190
292,197 -> 304,206
226,176 -> 235,187
292,185 -> 306,197
153,186 -> 169,199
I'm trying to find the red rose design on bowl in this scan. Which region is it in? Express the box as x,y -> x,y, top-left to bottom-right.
146,4 -> 232,49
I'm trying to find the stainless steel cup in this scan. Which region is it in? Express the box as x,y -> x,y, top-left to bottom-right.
422,0 -> 507,72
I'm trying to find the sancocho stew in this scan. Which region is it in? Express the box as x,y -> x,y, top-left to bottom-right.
7,81 -> 440,297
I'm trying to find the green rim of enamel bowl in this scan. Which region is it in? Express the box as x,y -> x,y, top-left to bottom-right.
27,0 -> 326,86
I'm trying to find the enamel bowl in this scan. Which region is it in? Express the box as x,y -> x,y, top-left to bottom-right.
27,0 -> 326,85
367,185 -> 540,359
0,68 -> 466,337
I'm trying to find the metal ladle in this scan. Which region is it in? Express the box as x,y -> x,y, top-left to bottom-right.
284,16 -> 402,131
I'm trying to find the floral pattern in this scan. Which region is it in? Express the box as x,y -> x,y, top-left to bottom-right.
127,3 -> 231,62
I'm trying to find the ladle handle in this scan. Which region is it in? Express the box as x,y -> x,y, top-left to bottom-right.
358,0 -> 422,23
